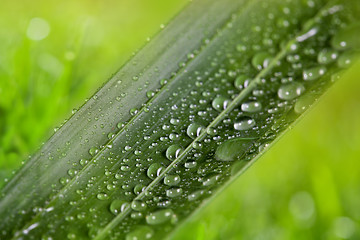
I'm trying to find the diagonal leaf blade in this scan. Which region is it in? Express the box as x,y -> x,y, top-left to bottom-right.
1,0 -> 360,239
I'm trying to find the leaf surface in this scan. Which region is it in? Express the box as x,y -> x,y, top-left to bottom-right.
1,0 -> 359,239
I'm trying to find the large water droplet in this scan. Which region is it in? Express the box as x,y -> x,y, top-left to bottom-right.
294,93 -> 316,114
234,117 -> 256,131
97,192 -> 109,200
166,188 -> 183,198
277,82 -> 305,100
241,101 -> 262,113
184,160 -> 197,169
146,209 -> 174,225
166,145 -> 183,161
131,200 -> 147,212
164,174 -> 181,186
202,174 -> 220,187
110,200 -> 129,215
212,96 -> 230,112
125,226 -> 154,240
331,24 -> 360,51
251,52 -> 273,70
186,123 -> 204,139
303,66 -> 326,81
234,75 -> 251,90
147,163 -> 164,180
317,49 -> 338,64
188,190 -> 204,201
215,137 -> 256,161
134,184 -> 146,195
337,51 -> 357,68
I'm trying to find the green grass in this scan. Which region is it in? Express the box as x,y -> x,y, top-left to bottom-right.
0,0 -> 359,239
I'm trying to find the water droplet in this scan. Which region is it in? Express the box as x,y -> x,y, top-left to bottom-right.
187,123 -> 204,139
236,44 -> 247,52
125,226 -> 154,240
277,82 -> 305,100
206,127 -> 217,136
252,52 -> 273,70
89,147 -> 99,156
166,145 -> 183,161
146,91 -> 155,98
303,66 -> 327,81
164,174 -> 181,186
241,101 -> 262,113
134,184 -> 146,195
131,212 -> 143,219
337,51 -> 357,68
317,49 -> 338,64
184,160 -> 197,169
212,96 -> 230,112
203,174 -> 221,187
234,75 -> 251,90
192,141 -> 202,149
170,118 -> 180,125
131,200 -> 147,211
331,24 -> 360,51
234,117 -> 256,131
97,192 -> 109,200
215,137 -> 256,161
294,94 -> 316,114
166,188 -> 183,198
169,133 -> 180,141
110,200 -> 129,215
130,108 -> 138,116
147,163 -> 164,180
146,209 -> 174,225
188,190 -> 204,201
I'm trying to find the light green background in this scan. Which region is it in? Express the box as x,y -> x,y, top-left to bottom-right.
0,0 -> 359,239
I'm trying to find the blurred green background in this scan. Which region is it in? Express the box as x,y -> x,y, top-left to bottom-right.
0,0 -> 359,239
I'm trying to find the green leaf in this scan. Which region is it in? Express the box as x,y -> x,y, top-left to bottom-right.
1,0 -> 360,239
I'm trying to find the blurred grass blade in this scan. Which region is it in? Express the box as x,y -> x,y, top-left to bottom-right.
1,0 -> 360,239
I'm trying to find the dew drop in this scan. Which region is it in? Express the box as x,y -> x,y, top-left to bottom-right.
215,137 -> 256,161
164,174 -> 181,186
134,184 -> 146,195
294,94 -> 316,114
241,101 -> 262,113
234,75 -> 251,90
125,226 -> 154,240
131,200 -> 147,212
170,118 -> 180,125
166,145 -> 183,161
146,209 -> 174,225
109,200 -> 129,215
317,49 -> 338,64
251,52 -> 273,70
166,188 -> 183,198
203,174 -> 221,187
234,117 -> 256,131
186,123 -> 204,139
147,163 -> 164,180
212,96 -> 230,112
303,66 -> 327,81
331,24 -> 360,51
131,212 -> 143,219
206,127 -> 217,136
188,190 -> 204,201
277,82 -> 305,100
184,160 -> 197,169
89,147 -> 99,156
337,51 -> 357,68
169,133 -> 180,141
97,192 -> 109,201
